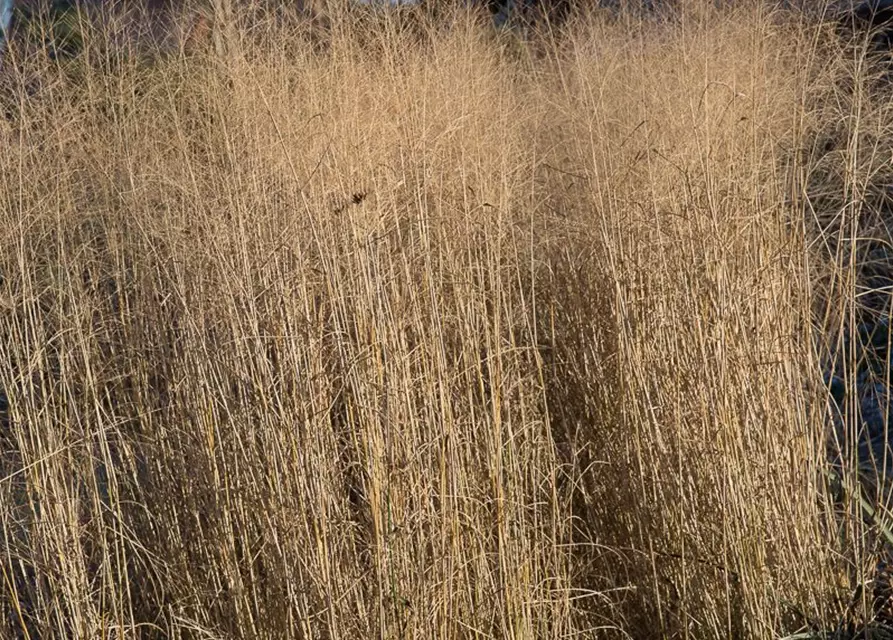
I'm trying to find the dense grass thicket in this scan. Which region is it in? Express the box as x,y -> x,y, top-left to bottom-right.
0,2 -> 890,637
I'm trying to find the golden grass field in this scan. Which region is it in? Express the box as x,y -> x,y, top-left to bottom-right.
1,1 -> 892,637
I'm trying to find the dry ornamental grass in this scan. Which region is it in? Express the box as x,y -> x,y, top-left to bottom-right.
0,1 -> 891,638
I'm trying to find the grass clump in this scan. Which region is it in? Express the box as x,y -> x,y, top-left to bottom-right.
0,2 -> 886,638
